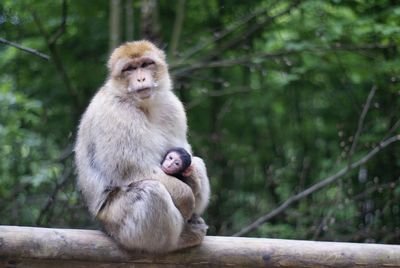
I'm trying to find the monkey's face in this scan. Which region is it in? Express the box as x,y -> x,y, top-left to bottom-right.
162,151 -> 184,175
120,57 -> 158,99
108,41 -> 169,100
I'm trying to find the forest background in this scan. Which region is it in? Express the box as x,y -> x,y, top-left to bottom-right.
1,0 -> 399,243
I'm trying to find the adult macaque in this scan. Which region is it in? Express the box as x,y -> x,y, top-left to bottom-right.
75,40 -> 210,253
161,147 -> 193,179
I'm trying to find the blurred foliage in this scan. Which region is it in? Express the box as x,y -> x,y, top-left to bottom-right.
0,0 -> 399,243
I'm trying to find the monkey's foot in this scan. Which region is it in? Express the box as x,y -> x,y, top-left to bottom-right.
188,213 -> 207,226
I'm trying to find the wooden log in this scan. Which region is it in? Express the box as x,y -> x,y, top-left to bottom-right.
0,225 -> 399,267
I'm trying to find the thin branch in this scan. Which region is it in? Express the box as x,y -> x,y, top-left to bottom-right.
36,166 -> 72,226
0,37 -> 50,60
179,1 -> 278,61
353,181 -> 398,201
311,180 -> 398,240
48,0 -> 68,45
54,143 -> 74,162
232,134 -> 400,237
172,44 -> 396,76
186,86 -> 260,110
382,119 -> 400,141
312,207 -> 335,240
202,1 -> 301,63
32,7 -> 81,108
348,85 -> 377,162
172,50 -> 291,75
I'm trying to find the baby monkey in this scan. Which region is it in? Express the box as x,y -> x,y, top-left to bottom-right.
161,147 -> 193,180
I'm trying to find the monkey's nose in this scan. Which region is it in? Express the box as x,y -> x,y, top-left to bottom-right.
137,77 -> 146,82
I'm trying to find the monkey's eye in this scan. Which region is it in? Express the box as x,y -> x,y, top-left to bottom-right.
175,163 -> 179,166
169,156 -> 173,160
141,61 -> 155,68
122,65 -> 137,72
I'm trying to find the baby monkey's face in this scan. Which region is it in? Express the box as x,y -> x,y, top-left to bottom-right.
162,151 -> 184,175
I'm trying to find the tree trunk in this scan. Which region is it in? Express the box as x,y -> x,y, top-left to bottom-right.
109,0 -> 122,51
125,0 -> 134,41
168,0 -> 185,58
140,0 -> 161,45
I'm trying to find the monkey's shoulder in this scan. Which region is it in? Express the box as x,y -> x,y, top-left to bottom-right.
152,92 -> 187,121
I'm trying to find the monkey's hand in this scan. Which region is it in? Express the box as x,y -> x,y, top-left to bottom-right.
181,157 -> 205,195
181,165 -> 194,177
185,156 -> 211,216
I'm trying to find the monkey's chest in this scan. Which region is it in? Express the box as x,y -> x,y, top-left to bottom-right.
98,116 -> 183,178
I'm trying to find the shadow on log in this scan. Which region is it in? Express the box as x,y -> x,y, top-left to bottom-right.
0,225 -> 399,267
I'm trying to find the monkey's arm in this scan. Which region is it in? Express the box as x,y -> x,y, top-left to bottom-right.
183,156 -> 210,215
75,118 -> 111,216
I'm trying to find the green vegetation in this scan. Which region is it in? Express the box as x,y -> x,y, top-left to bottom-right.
1,0 -> 399,243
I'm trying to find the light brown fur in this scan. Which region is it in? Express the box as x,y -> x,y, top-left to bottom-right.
75,40 -> 210,253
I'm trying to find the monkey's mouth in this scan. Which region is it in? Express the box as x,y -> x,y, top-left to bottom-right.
135,87 -> 152,99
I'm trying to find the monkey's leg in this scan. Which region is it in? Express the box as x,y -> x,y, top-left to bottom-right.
97,180 -> 185,253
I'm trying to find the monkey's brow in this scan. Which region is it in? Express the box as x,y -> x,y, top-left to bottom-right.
131,56 -> 154,63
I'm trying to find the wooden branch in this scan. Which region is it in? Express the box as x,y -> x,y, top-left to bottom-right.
0,37 -> 50,60
0,226 -> 399,268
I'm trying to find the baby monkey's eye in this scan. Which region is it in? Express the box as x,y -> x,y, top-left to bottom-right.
175,163 -> 179,166
169,156 -> 173,160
